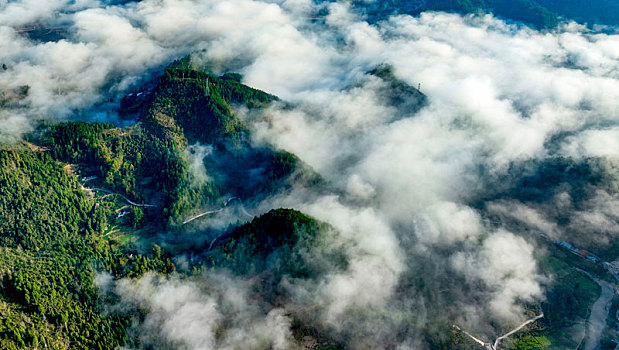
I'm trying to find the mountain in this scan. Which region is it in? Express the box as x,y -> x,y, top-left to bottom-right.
0,145 -> 175,349
0,142 -> 336,349
0,53 -> 615,349
368,64 -> 428,115
208,208 -> 346,278
0,62 -> 329,349
39,62 -> 319,227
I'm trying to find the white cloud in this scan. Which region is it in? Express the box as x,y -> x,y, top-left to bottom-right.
109,273 -> 294,350
3,0 -> 619,347
561,127 -> 619,159
451,230 -> 543,321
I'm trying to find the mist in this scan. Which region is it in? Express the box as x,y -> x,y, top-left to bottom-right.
2,0 -> 618,348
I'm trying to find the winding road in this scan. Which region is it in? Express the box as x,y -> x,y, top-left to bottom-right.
182,197 -> 253,225
493,313 -> 545,350
92,188 -> 156,208
454,312 -> 544,350
182,208 -> 225,224
452,325 -> 487,348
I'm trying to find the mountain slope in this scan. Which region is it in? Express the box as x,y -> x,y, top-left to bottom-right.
40,63 -> 318,226
141,67 -> 277,148
138,64 -> 320,204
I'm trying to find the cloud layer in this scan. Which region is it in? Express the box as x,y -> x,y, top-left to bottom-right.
3,0 -> 618,348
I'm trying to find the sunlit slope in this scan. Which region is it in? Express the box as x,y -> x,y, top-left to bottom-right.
41,64 -> 318,226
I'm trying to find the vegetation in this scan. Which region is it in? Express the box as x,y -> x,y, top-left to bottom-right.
482,156 -> 618,259
511,249 -> 604,349
34,61 -> 316,230
0,147 -> 175,349
0,148 -> 329,349
0,149 -> 104,250
0,61 -> 328,348
2,53 -> 611,349
208,208 -> 346,278
508,157 -> 603,204
368,64 -> 428,114
534,0 -> 619,26
542,270 -> 599,328
140,61 -> 318,202
143,65 -> 277,148
514,335 -> 551,349
40,117 -> 218,226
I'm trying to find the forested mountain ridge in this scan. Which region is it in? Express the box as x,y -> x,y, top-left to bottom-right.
38,62 -> 317,227
368,64 -> 428,116
0,62 -> 336,348
139,66 -> 278,148
0,146 -> 175,349
0,144 -> 332,349
137,63 -> 320,204
0,49 -> 616,349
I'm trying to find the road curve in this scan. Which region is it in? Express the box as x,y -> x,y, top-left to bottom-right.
182,209 -> 224,224
182,197 -> 253,225
92,188 -> 156,208
452,325 -> 487,347
493,313 -> 544,350
453,312 -> 544,350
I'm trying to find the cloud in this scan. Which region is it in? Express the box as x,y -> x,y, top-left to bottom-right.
451,230 -> 544,321
106,273 -> 294,350
297,196 -> 404,319
185,142 -> 214,186
0,0 -> 69,27
241,6 -> 618,342
3,0 -> 619,348
561,127 -> 619,159
486,200 -> 559,238
415,201 -> 483,244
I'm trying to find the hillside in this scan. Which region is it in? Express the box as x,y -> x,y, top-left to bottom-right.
369,64 -> 428,115
1,51 -> 616,349
0,63 -> 333,348
208,208 -> 346,278
0,144 -> 338,349
0,146 -> 174,350
140,66 -> 277,148
38,63 -> 319,226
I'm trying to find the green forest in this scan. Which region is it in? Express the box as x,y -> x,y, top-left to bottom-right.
0,144 -> 333,349
0,147 -> 175,349
0,62 -> 332,349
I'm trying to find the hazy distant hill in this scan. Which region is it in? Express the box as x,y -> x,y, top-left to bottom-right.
349,0 -> 619,28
